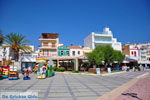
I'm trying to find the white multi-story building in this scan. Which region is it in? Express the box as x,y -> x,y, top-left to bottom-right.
136,43 -> 150,66
84,27 -> 122,51
123,43 -> 150,66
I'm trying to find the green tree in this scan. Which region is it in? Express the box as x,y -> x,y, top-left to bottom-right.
5,33 -> 31,61
87,45 -> 125,68
102,45 -> 114,67
112,50 -> 125,64
87,46 -> 104,66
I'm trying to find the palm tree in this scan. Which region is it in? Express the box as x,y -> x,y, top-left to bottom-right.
0,30 -> 4,45
5,33 -> 32,61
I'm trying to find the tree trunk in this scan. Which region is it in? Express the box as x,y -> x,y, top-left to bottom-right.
14,50 -> 19,61
104,60 -> 107,68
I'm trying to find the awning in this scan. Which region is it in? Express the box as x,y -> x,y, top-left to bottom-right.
36,60 -> 46,63
123,56 -> 138,62
138,61 -> 150,64
123,60 -> 129,63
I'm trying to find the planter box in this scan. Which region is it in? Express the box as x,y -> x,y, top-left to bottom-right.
100,67 -> 106,72
88,68 -> 96,74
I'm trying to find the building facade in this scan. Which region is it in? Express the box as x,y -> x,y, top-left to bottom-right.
69,46 -> 83,56
0,44 -> 14,65
122,43 -> 150,66
21,53 -> 38,70
58,46 -> 70,56
84,27 -> 122,51
38,33 -> 59,57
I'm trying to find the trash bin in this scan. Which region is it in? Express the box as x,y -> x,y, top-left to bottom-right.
107,68 -> 111,73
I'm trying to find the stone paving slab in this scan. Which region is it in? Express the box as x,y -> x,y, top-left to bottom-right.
115,75 -> 150,100
0,70 -> 149,100
96,72 -> 150,100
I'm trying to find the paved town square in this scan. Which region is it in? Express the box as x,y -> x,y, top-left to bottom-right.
0,71 -> 149,100
1,0 -> 150,100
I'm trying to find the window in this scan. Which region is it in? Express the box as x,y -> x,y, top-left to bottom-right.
66,51 -> 69,56
3,48 -> 6,51
52,43 -> 56,47
72,51 -> 75,56
95,37 -> 112,42
78,51 -> 80,55
134,51 -> 136,56
131,51 -> 134,55
43,42 -> 48,46
43,49 -> 49,56
61,51 -> 63,55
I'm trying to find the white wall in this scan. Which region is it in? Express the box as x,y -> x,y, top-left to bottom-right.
0,46 -> 11,60
21,53 -> 38,62
0,46 -> 3,61
130,49 -> 138,56
70,49 -> 83,56
84,33 -> 93,49
84,28 -> 122,51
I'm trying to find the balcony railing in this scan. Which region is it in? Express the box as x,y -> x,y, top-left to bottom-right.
94,33 -> 113,37
95,38 -> 112,42
42,44 -> 56,47
39,44 -> 57,47
38,54 -> 57,57
39,37 -> 57,40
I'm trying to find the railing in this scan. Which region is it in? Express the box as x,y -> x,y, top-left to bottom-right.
38,54 -> 57,57
95,37 -> 112,42
94,33 -> 113,37
39,37 -> 57,40
42,45 -> 56,47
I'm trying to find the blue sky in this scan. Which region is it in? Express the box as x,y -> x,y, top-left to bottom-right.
0,0 -> 150,49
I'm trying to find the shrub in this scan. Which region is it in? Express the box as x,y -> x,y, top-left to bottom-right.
53,67 -> 59,71
53,67 -> 65,72
72,71 -> 79,73
59,67 -> 65,72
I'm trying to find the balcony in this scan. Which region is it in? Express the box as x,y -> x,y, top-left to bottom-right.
39,37 -> 57,41
94,40 -> 112,44
39,46 -> 57,49
39,44 -> 57,49
94,36 -> 112,44
38,53 -> 57,57
94,33 -> 113,37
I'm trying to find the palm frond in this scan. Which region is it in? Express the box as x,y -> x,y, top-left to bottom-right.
20,45 -> 33,53
5,33 -> 31,61
0,30 -> 4,45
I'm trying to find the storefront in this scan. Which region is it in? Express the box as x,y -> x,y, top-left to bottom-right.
21,53 -> 38,71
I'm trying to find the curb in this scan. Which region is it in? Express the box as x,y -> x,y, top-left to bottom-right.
55,71 -> 126,76
101,71 -> 126,76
